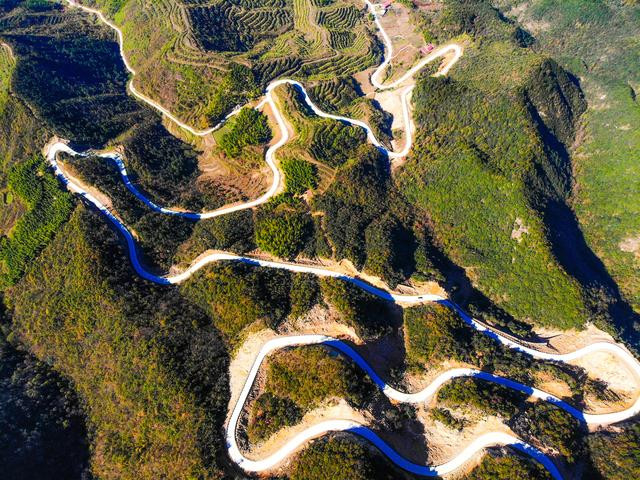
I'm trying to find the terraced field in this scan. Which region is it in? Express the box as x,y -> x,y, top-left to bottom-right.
79,0 -> 381,127
3,1 -> 640,479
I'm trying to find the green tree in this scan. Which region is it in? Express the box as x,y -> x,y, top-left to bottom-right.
465,453 -> 552,480
255,213 -> 309,259
589,423 -> 640,479
281,158 -> 317,195
219,108 -> 271,158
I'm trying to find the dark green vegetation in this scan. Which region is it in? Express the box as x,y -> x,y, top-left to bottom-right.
61,153 -> 195,271
7,12 -> 144,145
176,210 -> 256,263
463,452 -> 552,480
588,421 -> 640,479
0,156 -> 72,285
247,392 -> 302,443
309,121 -> 367,168
290,436 -> 400,480
219,107 -> 271,158
430,407 -> 466,431
265,346 -> 374,410
8,207 -> 231,480
438,378 -> 526,418
255,200 -> 311,259
312,145 -> 417,286
496,0 -> 640,315
0,337 -> 91,480
111,121 -> 205,208
438,377 -> 585,465
404,304 -> 586,400
401,70 -> 588,329
513,402 -> 585,464
181,262 -> 295,343
281,158 -> 318,195
320,277 -> 399,339
246,346 -> 376,448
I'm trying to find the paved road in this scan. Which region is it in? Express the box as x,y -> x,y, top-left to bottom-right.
50,2 -> 639,479
223,329 -> 640,477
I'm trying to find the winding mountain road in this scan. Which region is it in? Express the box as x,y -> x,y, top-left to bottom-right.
46,2 -> 640,479
227,334 -> 640,476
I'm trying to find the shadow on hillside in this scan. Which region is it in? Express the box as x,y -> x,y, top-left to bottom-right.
544,200 -> 640,350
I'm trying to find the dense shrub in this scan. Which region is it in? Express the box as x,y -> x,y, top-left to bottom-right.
180,210 -> 255,258
133,213 -> 195,268
430,407 -> 466,431
588,423 -> 640,479
313,145 -> 390,268
404,304 -> 472,367
219,108 -> 271,158
9,32 -> 145,146
464,452 -> 552,480
364,213 -> 414,287
291,437 -> 385,480
181,262 -> 292,342
281,158 -> 318,195
511,402 -> 584,463
255,209 -> 311,259
63,154 -> 194,270
289,274 -> 320,319
266,346 -> 373,410
247,392 -> 301,443
320,278 -> 398,340
437,378 -> 526,418
404,304 -> 583,396
118,120 -> 201,208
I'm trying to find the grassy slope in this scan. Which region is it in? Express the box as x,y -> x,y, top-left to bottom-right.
399,34 -> 588,328
494,0 -> 640,311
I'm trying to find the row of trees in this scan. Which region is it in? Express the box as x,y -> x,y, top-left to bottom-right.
0,156 -> 73,285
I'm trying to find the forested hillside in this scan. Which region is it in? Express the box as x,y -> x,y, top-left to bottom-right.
394,0 -> 639,342
494,0 -> 640,330
0,3 -> 231,478
0,332 -> 91,480
0,0 -> 639,479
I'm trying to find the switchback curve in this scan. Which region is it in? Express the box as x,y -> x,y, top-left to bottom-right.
43,2 -> 639,479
